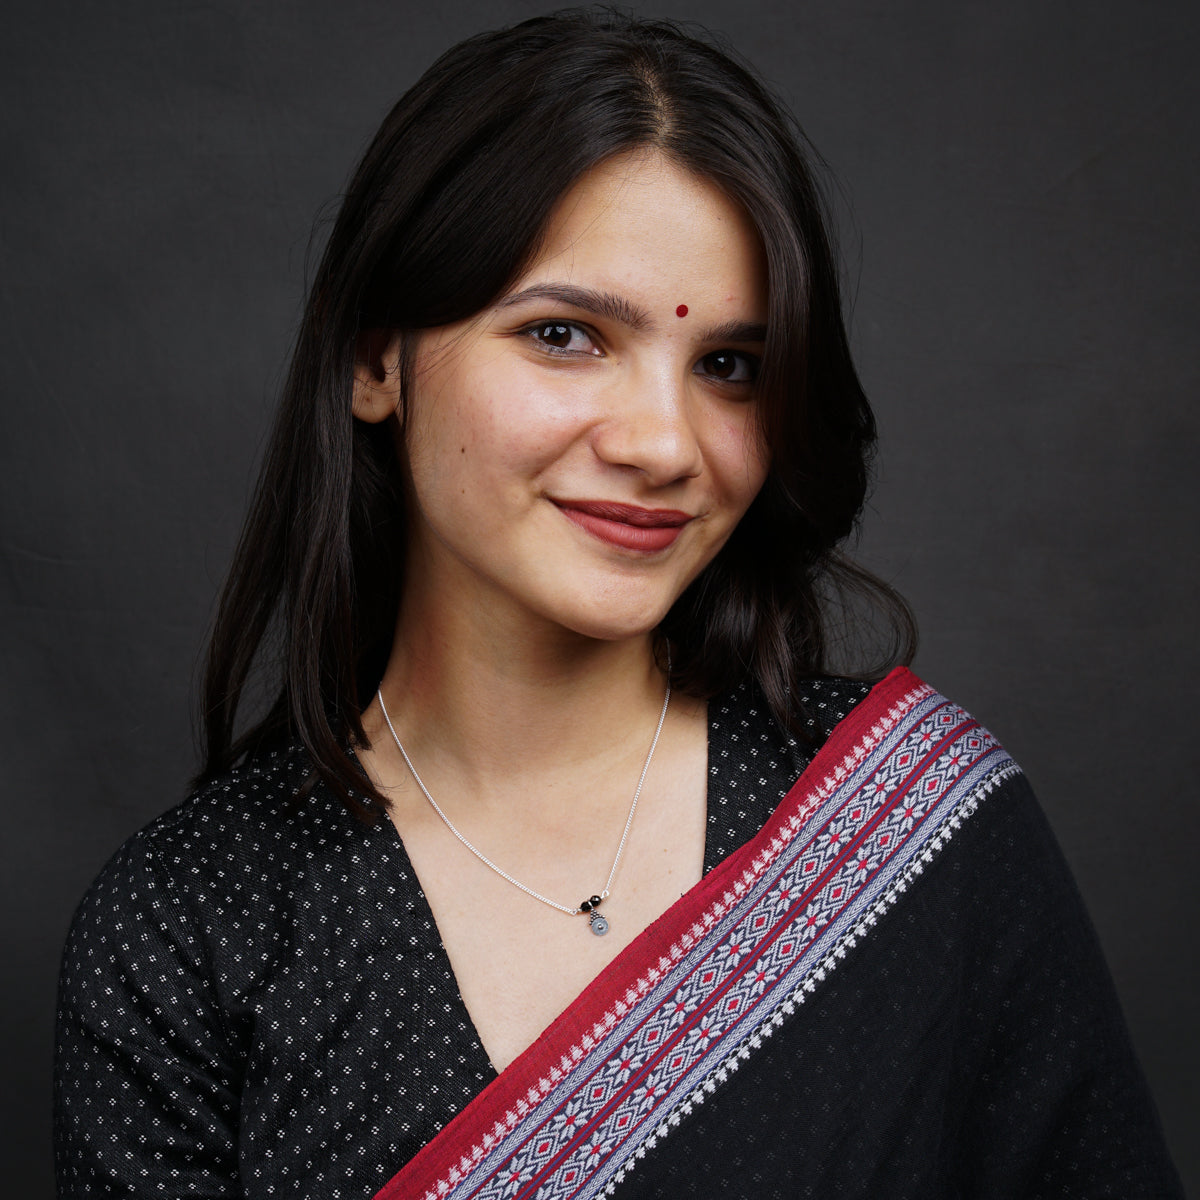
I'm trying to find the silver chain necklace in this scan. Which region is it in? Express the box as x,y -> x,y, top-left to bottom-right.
376,659 -> 671,937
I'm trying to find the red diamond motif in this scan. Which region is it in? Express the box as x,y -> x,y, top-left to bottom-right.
591,1085 -> 605,1101
537,1141 -> 550,1156
701,970 -> 715,985
646,1029 -> 660,1043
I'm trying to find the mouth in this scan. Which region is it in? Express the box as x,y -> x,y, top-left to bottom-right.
552,500 -> 693,553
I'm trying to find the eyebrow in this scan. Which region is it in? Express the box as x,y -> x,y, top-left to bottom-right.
499,284 -> 651,331
697,318 -> 768,346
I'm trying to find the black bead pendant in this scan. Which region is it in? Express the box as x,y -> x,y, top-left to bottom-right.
579,895 -> 603,913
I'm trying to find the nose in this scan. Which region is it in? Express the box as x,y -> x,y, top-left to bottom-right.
591,364 -> 703,485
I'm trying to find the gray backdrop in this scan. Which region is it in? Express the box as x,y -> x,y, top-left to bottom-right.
3,1 -> 1196,1195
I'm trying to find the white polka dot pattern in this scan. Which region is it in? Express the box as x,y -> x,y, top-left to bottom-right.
54,679 -> 867,1197
704,678 -> 869,872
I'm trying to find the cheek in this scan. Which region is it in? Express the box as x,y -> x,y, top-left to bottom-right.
458,367 -> 594,473
710,414 -> 770,507
406,374 -> 582,513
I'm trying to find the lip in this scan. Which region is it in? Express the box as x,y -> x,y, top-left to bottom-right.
552,500 -> 693,552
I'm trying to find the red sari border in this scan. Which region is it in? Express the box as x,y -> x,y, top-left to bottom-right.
376,668 -> 1017,1200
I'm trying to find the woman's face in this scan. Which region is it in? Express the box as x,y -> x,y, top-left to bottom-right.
368,149 -> 770,644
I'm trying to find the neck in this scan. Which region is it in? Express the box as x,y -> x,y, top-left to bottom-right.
366,599 -> 668,803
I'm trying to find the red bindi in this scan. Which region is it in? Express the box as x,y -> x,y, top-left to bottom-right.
675,304 -> 688,318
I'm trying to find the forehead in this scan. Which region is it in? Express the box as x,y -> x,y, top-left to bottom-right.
519,150 -> 767,315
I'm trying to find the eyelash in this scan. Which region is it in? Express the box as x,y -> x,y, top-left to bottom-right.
520,320 -> 761,385
696,350 -> 759,385
521,321 -> 600,357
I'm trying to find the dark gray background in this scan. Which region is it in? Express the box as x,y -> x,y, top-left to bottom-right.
3,1 -> 1196,1195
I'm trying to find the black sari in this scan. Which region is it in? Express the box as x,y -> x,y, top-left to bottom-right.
376,670 -> 1181,1199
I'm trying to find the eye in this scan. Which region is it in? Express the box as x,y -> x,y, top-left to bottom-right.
523,321 -> 601,356
695,350 -> 759,384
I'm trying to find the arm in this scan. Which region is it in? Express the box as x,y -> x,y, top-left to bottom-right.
54,832 -> 244,1198
951,775 -> 1183,1198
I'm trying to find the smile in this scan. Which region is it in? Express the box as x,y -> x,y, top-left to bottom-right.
552,500 -> 693,552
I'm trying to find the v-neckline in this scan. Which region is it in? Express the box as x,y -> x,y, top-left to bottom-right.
356,677 -> 812,1083
359,710 -> 718,1081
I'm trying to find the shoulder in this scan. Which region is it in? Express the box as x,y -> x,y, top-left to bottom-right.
65,742 -> 374,960
787,671 -> 1106,985
844,669 -> 1071,893
792,675 -> 874,741
791,667 -> 1052,865
90,742 -> 319,889
61,741 -> 407,1012
710,674 -> 872,741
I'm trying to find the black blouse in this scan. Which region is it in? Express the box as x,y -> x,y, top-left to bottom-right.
55,679 -> 869,1198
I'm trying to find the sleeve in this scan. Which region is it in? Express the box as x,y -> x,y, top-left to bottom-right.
54,832 -> 245,1198
953,773 -> 1184,1199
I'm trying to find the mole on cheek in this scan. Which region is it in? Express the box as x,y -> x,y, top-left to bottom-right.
675,304 -> 688,318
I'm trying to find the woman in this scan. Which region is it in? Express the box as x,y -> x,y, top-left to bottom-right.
54,9 -> 1181,1198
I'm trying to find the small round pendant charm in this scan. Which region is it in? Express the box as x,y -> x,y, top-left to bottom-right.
589,912 -> 610,936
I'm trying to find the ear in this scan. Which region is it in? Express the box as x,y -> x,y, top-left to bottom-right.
352,329 -> 403,424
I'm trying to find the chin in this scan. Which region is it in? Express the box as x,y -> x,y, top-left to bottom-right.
559,614 -> 665,644
550,595 -> 674,644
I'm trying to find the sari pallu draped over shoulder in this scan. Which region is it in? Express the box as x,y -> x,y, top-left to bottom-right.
377,667 -> 1068,1200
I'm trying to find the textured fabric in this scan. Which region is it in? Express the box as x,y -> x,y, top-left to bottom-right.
55,673 -> 1181,1198
623,768 -> 1182,1199
374,672 -> 1183,1200
54,678 -> 865,1198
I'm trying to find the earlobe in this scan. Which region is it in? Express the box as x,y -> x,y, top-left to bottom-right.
352,329 -> 404,424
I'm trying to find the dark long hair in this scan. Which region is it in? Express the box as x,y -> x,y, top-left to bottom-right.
199,8 -> 916,814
